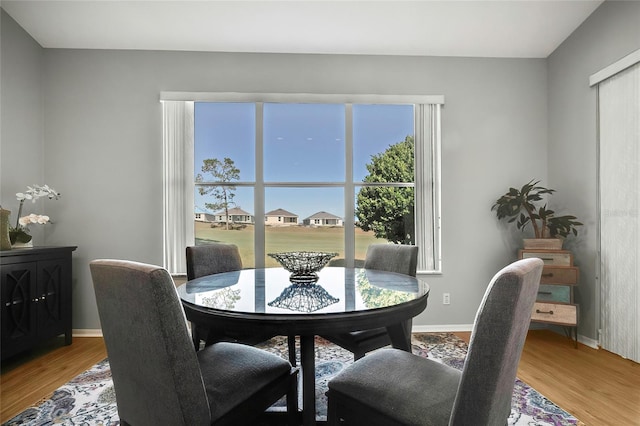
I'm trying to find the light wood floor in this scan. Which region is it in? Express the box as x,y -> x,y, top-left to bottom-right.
1,330 -> 638,425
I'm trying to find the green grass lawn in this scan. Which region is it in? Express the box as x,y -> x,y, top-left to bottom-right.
195,222 -> 383,268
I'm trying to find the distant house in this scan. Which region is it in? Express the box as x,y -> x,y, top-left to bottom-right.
213,207 -> 255,224
194,207 -> 215,222
303,211 -> 343,226
265,208 -> 298,226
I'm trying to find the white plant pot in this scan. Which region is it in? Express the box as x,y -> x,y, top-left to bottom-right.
11,240 -> 34,249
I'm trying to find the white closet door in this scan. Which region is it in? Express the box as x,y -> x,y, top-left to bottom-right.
599,62 -> 640,362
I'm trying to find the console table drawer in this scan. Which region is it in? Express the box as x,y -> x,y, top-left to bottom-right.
537,284 -> 571,303
540,266 -> 578,284
531,302 -> 577,326
519,250 -> 573,266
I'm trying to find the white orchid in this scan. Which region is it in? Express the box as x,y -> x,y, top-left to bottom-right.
9,184 -> 61,244
19,214 -> 50,226
16,184 -> 60,203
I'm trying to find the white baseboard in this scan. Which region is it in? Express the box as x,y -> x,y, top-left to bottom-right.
578,334 -> 599,349
76,326 -> 474,338
412,324 -> 474,333
74,326 -> 600,349
413,325 -> 600,349
73,329 -> 103,337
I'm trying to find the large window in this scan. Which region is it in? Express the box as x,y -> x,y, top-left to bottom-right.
162,93 -> 443,274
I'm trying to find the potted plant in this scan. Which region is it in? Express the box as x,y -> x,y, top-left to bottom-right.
8,184 -> 60,247
491,180 -> 582,249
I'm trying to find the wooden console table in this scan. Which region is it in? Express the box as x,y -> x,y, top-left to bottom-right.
1,246 -> 77,360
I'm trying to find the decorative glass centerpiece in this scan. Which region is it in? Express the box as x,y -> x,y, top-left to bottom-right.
268,283 -> 339,312
268,251 -> 338,283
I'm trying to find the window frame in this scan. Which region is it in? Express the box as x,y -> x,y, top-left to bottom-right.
162,92 -> 443,275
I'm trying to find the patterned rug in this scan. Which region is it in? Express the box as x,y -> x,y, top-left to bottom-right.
4,333 -> 582,425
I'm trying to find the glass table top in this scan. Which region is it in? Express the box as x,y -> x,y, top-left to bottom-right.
177,267 -> 429,315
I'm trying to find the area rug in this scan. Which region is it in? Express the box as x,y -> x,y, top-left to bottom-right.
3,333 -> 582,425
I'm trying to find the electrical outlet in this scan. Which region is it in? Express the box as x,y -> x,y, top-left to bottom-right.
443,293 -> 450,305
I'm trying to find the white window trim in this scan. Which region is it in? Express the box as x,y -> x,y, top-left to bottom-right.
161,91 -> 444,105
162,93 -> 443,275
589,48 -> 640,87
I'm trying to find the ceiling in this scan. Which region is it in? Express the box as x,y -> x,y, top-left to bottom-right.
1,0 -> 604,58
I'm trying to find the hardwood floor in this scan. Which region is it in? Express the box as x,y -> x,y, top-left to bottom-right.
1,336 -> 107,423
1,330 -> 638,425
517,331 -> 639,426
454,330 -> 640,426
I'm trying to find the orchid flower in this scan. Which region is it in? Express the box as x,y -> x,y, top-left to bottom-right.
19,214 -> 51,226
16,184 -> 60,202
13,184 -> 61,229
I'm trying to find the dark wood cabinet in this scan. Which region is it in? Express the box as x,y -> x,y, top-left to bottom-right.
1,246 -> 77,360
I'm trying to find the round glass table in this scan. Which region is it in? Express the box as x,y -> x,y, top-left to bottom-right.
178,267 -> 430,425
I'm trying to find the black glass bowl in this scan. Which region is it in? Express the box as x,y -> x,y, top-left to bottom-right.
268,251 -> 338,283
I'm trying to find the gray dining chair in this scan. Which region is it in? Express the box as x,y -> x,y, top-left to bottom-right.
186,243 -> 297,366
90,259 -> 298,426
326,257 -> 543,426
186,243 -> 243,349
321,243 -> 419,360
186,243 -> 243,280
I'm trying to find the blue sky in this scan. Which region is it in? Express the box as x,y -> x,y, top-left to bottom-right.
194,102 -> 413,220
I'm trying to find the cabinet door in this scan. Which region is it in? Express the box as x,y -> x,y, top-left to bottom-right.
1,262 -> 38,356
36,258 -> 71,340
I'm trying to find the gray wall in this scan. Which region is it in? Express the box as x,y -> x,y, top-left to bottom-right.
2,8 -> 550,331
547,1 -> 640,341
0,10 -> 46,244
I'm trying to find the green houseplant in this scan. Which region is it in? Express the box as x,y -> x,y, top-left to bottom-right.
491,180 -> 582,248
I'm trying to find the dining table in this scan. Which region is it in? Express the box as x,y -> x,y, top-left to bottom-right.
177,266 -> 430,425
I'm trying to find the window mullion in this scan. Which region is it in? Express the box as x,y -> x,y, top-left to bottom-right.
344,104 -> 355,267
254,102 -> 265,268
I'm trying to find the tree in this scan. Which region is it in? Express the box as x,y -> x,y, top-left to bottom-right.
355,136 -> 414,244
196,158 -> 240,230
356,270 -> 412,308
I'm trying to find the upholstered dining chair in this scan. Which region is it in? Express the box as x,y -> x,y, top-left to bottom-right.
186,243 -> 297,366
321,243 -> 419,360
90,259 -> 298,426
326,257 -> 543,426
186,243 -> 243,349
186,243 -> 243,281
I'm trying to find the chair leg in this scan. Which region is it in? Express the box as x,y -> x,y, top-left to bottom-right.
287,335 -> 297,367
190,322 -> 200,350
326,391 -> 341,425
286,370 -> 299,426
